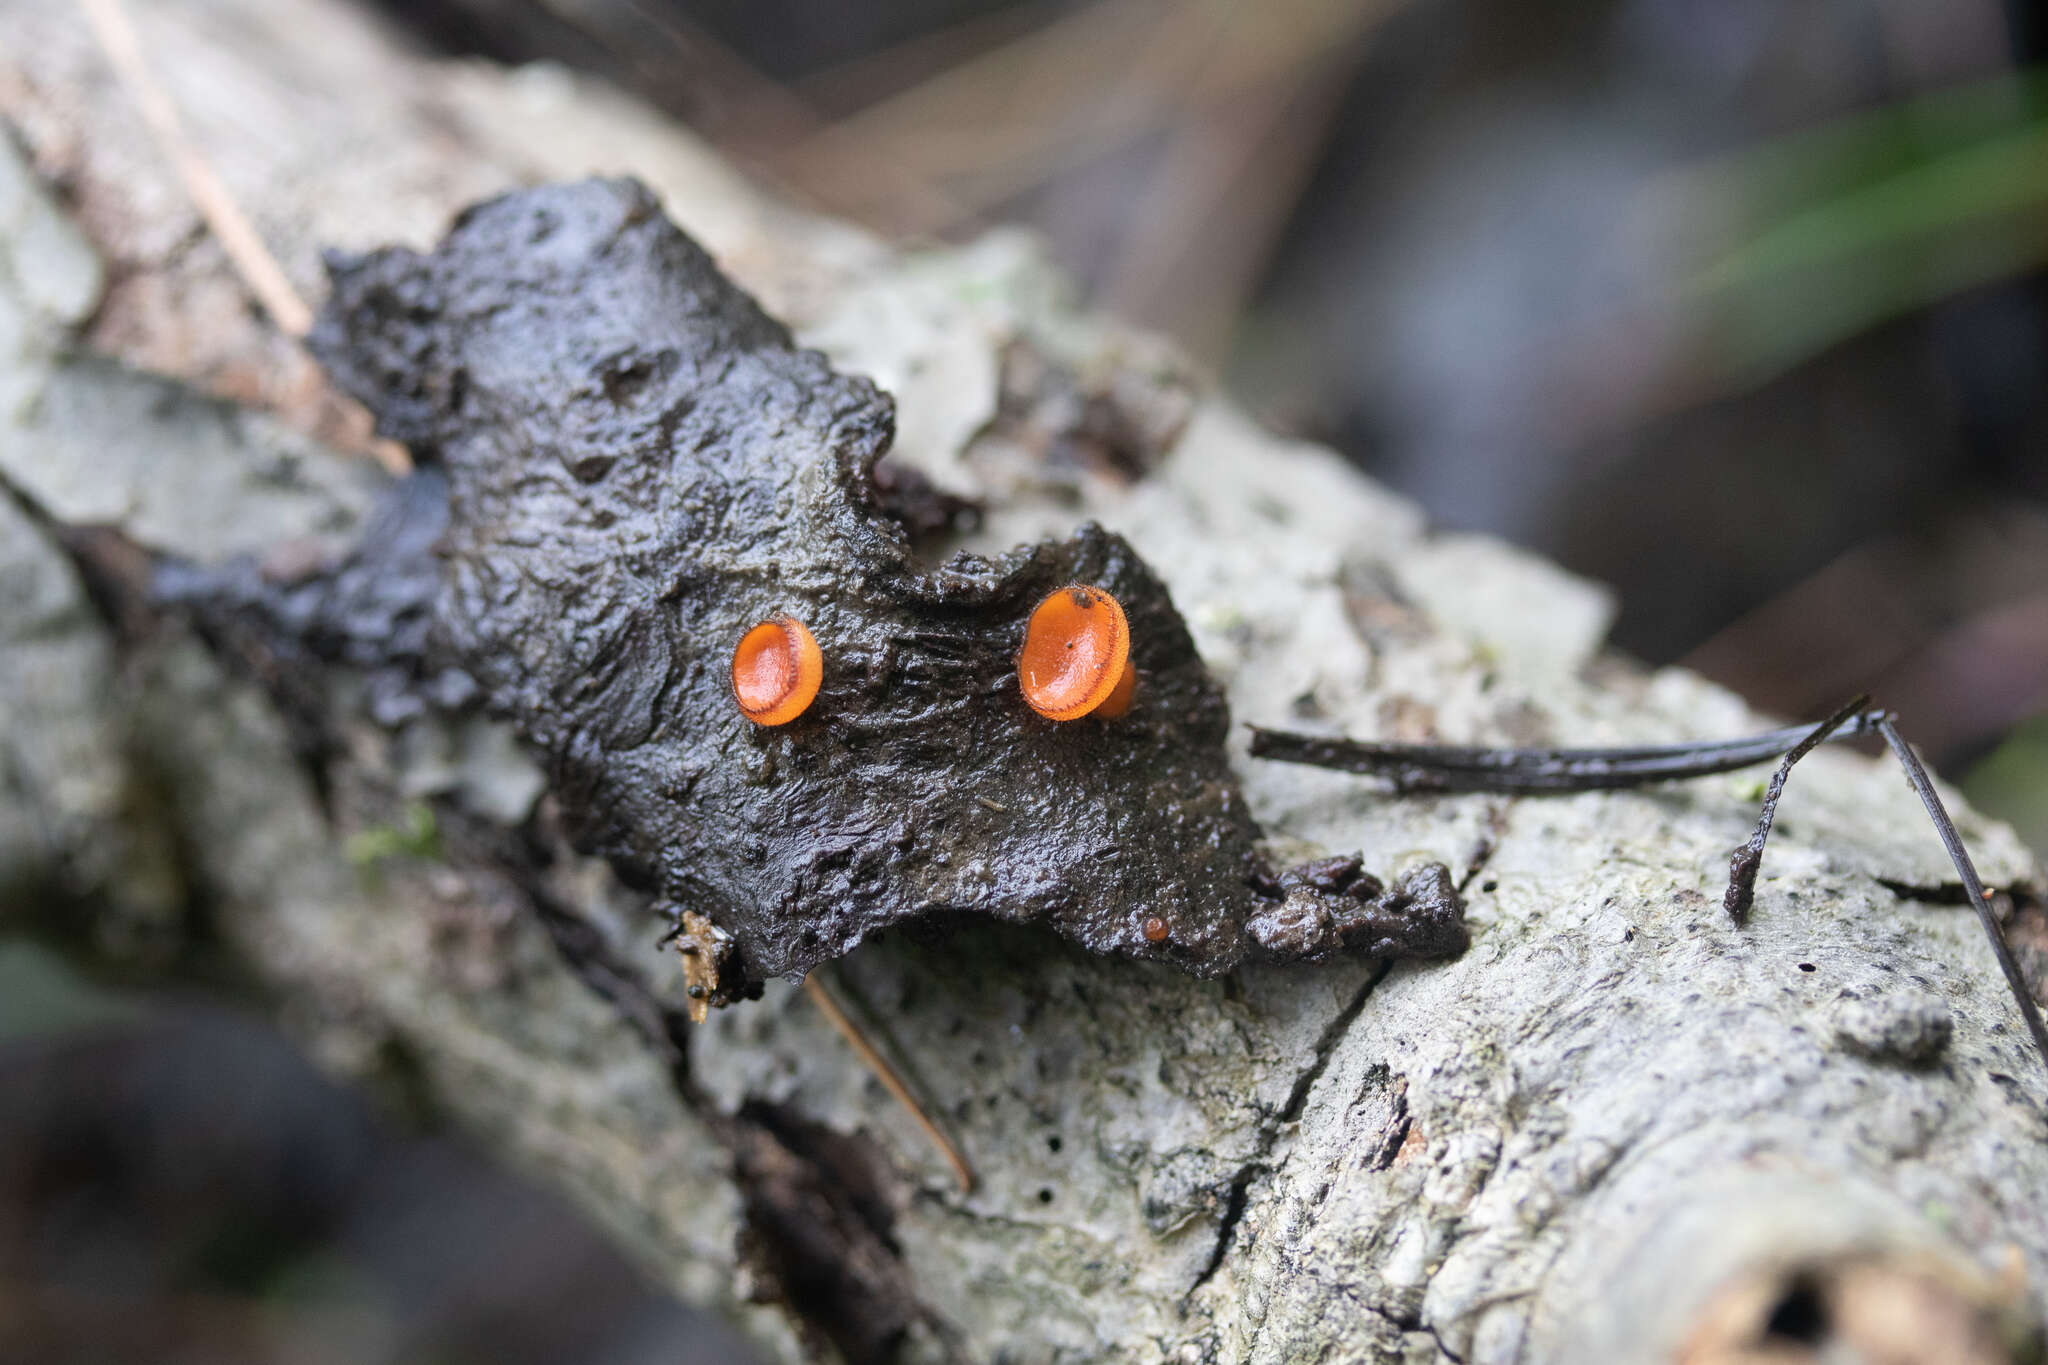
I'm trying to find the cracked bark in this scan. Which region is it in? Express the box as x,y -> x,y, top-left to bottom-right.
3,2 -> 2047,1362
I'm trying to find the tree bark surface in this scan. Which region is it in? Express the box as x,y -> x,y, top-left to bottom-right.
2,3 -> 2045,1362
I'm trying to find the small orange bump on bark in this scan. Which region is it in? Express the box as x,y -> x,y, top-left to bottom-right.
732,616 -> 822,725
1018,585 -> 1130,721
1094,658 -> 1138,719
1141,915 -> 1169,944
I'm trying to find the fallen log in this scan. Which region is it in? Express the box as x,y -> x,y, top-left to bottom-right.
2,2 -> 2044,1361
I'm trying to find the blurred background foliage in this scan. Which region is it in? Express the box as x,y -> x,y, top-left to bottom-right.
7,0 -> 2048,1360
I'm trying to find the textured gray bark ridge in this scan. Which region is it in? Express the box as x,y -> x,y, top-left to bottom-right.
2,3 -> 2045,1363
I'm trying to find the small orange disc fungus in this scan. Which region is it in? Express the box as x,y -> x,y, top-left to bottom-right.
731,615 -> 823,726
1141,915 -> 1169,944
1019,585 -> 1131,721
1095,658 -> 1138,719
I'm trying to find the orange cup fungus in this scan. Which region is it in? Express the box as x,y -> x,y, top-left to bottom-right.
1019,585 -> 1133,721
1095,652 -> 1138,719
731,615 -> 823,726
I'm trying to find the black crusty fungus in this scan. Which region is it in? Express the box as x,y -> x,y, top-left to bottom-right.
298,178 -> 1464,1011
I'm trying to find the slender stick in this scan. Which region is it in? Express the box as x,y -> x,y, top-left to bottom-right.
803,974 -> 976,1193
1722,694 -> 1873,924
1247,709 -> 1885,793
74,0 -> 410,476
1255,697 -> 2048,1078
76,0 -> 312,337
1874,715 -> 2048,1080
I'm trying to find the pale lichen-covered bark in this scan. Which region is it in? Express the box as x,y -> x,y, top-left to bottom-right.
1,3 -> 2044,1363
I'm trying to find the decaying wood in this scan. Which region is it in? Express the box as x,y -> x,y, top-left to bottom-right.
2,2 -> 2045,1362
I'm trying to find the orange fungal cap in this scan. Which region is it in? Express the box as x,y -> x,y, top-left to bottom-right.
1094,657 -> 1138,719
1018,585 -> 1131,722
732,615 -> 823,726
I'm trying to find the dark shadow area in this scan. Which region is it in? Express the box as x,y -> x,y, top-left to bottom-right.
0,944 -> 757,1365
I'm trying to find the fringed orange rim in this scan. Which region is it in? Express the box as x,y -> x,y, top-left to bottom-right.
1018,585 -> 1132,721
732,616 -> 823,725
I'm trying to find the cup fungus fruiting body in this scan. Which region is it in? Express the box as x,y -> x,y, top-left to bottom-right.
1095,658 -> 1138,719
732,616 -> 823,725
1019,585 -> 1132,721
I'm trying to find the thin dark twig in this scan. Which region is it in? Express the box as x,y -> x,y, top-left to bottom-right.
1246,708 -> 1885,793
1722,693 -> 1874,925
1874,715 -> 2048,1080
1253,695 -> 2048,1078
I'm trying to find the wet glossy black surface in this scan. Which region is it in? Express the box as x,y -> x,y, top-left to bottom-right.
303,178 -> 1464,997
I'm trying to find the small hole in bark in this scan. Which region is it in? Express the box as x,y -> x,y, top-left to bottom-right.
1481,880 -> 1498,893
1798,962 -> 1817,973
1761,1275 -> 1829,1345
1047,1135 -> 1063,1153
601,354 -> 661,406
1037,1188 -> 1055,1204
